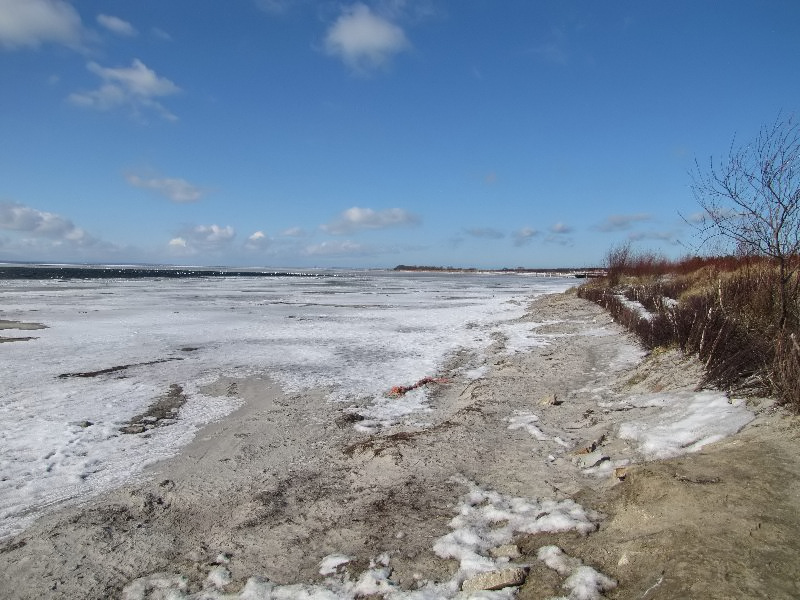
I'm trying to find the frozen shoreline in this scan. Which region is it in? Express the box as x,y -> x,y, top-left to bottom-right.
0,272 -> 573,541
0,292 -> 765,599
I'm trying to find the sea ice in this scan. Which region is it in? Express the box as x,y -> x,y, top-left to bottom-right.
0,272 -> 572,540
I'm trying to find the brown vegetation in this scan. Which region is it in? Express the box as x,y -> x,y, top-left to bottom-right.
578,251 -> 800,409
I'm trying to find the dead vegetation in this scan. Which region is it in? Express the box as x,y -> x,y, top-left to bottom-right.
579,252 -> 800,409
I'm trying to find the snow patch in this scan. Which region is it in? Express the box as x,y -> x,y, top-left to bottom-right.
537,545 -> 616,600
122,479 -> 601,599
618,391 -> 754,460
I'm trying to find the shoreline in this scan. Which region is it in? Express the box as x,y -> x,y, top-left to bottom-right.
1,292 -> 797,599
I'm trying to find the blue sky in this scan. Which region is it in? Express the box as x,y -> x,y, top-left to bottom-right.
1,0 -> 799,268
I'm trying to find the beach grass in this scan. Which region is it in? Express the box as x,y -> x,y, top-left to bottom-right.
578,252 -> 800,409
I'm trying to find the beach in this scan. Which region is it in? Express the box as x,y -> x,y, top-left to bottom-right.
1,290 -> 798,599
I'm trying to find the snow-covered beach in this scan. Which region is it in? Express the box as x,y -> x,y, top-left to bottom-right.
1,272 -> 793,599
0,270 -> 573,541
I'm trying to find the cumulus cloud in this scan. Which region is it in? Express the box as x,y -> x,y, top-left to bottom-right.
513,227 -> 539,246
324,3 -> 410,72
321,206 -> 420,235
549,222 -> 573,234
68,59 -> 180,121
594,213 -> 651,232
126,173 -> 204,203
0,0 -> 83,49
97,14 -> 137,37
0,201 -> 114,262
245,230 -> 271,250
0,201 -> 95,245
170,224 -> 235,255
465,227 -> 505,239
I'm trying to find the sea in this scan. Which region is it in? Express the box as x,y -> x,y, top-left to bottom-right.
0,266 -> 573,540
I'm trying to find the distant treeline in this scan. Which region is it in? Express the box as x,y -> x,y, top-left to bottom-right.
394,265 -> 595,274
0,266 -> 320,280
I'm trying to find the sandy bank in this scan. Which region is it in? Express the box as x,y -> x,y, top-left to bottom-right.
0,292 -> 796,599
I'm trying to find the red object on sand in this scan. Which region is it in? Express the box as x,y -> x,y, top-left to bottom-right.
387,376 -> 450,397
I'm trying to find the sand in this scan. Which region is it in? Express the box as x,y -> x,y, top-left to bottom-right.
0,319 -> 46,343
1,292 -> 798,599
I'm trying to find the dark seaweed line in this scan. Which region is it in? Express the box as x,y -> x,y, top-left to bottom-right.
58,357 -> 184,379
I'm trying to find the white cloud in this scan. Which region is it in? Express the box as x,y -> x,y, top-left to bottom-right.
0,201 -> 116,262
595,213 -> 651,232
68,59 -> 180,121
550,222 -> 573,234
151,27 -> 172,41
170,224 -> 236,255
126,173 -> 204,203
513,227 -> 539,246
97,14 -> 137,37
304,239 -> 370,256
0,201 -> 94,245
0,0 -> 82,49
324,3 -> 410,72
245,230 -> 271,250
684,211 -> 706,224
321,206 -> 420,234
280,226 -> 306,237
628,230 -> 679,244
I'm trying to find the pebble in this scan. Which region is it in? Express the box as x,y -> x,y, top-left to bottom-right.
489,544 -> 521,559
461,567 -> 528,592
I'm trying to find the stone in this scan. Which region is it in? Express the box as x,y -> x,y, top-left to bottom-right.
489,544 -> 521,559
461,567 -> 528,592
576,450 -> 610,469
539,393 -> 562,406
120,424 -> 147,435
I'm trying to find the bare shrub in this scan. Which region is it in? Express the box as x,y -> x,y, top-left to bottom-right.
772,333 -> 800,409
604,242 -> 631,287
692,114 -> 800,329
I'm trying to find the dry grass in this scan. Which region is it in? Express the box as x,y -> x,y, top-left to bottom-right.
579,253 -> 800,409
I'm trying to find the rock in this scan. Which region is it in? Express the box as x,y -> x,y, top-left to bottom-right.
335,412 -> 365,428
73,420 -> 94,428
576,450 -> 610,469
540,393 -> 562,406
489,544 -> 521,559
613,467 -> 628,481
120,424 -> 147,434
461,567 -> 528,592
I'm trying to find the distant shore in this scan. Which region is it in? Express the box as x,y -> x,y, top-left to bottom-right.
392,264 -> 602,275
